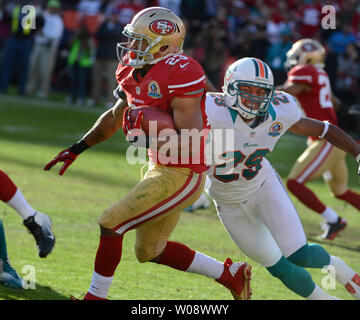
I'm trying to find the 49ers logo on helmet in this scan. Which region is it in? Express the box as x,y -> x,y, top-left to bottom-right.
302,43 -> 317,52
149,19 -> 176,35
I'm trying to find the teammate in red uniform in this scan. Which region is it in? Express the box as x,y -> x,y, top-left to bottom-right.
277,39 -> 360,240
44,7 -> 251,300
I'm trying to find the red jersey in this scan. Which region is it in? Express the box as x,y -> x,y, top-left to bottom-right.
287,64 -> 339,140
116,54 -> 208,173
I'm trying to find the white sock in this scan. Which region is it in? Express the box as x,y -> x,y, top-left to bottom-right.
6,189 -> 36,220
329,256 -> 356,285
186,252 -> 224,279
321,207 -> 338,224
88,271 -> 114,299
306,284 -> 340,300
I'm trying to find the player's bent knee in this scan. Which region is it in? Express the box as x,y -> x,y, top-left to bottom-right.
287,244 -> 330,268
287,245 -> 313,267
134,246 -> 152,263
134,242 -> 167,263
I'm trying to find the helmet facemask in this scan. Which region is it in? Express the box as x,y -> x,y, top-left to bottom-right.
225,80 -> 274,120
117,25 -> 163,68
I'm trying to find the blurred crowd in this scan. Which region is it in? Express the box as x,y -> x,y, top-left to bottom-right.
0,0 -> 359,131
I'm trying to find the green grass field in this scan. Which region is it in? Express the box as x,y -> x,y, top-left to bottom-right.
0,93 -> 359,300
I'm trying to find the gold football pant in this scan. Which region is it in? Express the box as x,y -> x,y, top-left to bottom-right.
288,139 -> 348,196
98,164 -> 205,262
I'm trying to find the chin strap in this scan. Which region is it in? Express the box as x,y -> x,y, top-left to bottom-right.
249,113 -> 269,129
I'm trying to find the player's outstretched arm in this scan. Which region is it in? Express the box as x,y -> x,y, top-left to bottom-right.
276,81 -> 311,95
44,98 -> 127,175
82,98 -> 127,146
288,117 -> 360,161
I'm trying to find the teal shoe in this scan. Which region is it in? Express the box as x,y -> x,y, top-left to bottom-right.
0,258 -> 23,288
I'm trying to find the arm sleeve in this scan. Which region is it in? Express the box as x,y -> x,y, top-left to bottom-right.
286,94 -> 303,127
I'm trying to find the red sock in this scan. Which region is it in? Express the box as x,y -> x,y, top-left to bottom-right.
83,292 -> 107,300
336,190 -> 360,211
0,170 -> 17,202
94,235 -> 123,277
287,179 -> 326,214
157,241 -> 195,271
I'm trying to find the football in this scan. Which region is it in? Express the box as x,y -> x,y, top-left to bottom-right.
128,106 -> 177,136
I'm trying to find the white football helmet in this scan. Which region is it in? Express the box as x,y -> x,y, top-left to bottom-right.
223,57 -> 275,120
117,7 -> 186,68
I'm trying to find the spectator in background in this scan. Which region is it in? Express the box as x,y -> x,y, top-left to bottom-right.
327,23 -> 357,55
298,0 -> 323,38
181,0 -> 207,30
66,25 -> 95,105
60,0 -> 81,10
0,0 -> 44,95
156,0 -> 182,16
0,3 -> 11,56
266,28 -> 292,86
250,24 -> 270,62
88,8 -> 122,108
77,0 -> 102,16
26,0 -> 64,98
117,0 -> 145,27
202,20 -> 227,90
334,43 -> 360,132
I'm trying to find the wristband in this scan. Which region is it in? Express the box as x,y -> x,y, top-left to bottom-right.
356,153 -> 360,163
69,140 -> 90,155
318,121 -> 330,139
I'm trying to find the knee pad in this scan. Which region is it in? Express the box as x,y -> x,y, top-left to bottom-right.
288,244 -> 330,268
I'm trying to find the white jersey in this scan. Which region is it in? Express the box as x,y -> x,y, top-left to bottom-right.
205,91 -> 302,204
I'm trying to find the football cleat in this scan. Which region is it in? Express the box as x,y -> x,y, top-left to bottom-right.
216,258 -> 252,300
23,212 -> 55,258
344,273 -> 360,300
0,258 -> 23,288
319,217 -> 347,240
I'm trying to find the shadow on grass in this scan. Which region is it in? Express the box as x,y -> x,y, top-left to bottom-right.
0,153 -> 138,188
0,283 -> 69,300
307,236 -> 360,253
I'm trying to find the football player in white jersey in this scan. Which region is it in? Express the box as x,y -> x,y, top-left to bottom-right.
205,57 -> 360,300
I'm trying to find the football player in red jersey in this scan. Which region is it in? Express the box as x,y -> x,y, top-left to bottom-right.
277,39 -> 360,240
44,7 -> 251,300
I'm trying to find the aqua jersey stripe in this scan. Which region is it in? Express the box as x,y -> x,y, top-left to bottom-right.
268,103 -> 276,120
